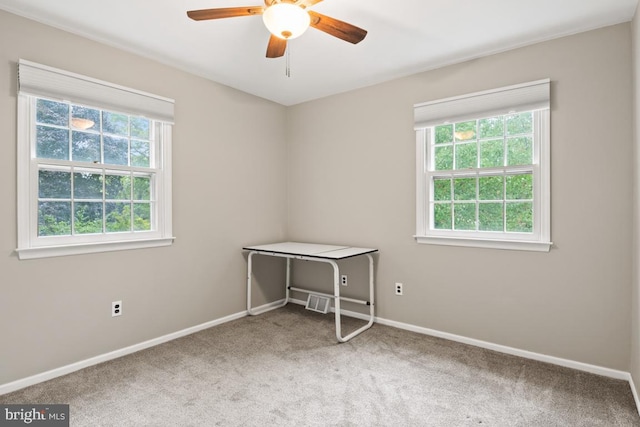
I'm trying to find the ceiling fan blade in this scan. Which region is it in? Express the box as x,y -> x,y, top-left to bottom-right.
296,0 -> 324,8
308,11 -> 367,44
266,35 -> 287,58
187,7 -> 264,21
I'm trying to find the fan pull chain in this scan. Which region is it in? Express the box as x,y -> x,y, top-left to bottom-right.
285,45 -> 291,78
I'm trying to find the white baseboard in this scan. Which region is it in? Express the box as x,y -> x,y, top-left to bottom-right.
0,309 -> 251,396
629,374 -> 640,417
248,298 -> 288,315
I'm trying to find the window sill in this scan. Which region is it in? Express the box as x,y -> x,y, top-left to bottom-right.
414,235 -> 552,252
15,237 -> 176,260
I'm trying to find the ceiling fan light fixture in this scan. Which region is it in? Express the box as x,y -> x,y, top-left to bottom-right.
71,118 -> 95,130
262,3 -> 310,40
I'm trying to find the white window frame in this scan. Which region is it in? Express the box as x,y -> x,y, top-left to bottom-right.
414,79 -> 551,252
16,59 -> 175,260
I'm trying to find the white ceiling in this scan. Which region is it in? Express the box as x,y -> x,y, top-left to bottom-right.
0,0 -> 637,106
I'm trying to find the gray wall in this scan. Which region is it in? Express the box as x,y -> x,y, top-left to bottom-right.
631,10 -> 640,399
0,10 -> 287,385
287,23 -> 633,371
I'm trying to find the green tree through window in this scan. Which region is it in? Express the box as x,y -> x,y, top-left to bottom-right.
430,112 -> 535,234
35,98 -> 153,237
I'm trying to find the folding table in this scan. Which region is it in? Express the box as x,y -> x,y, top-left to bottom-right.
243,242 -> 378,342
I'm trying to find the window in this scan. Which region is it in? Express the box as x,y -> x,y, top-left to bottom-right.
16,60 -> 175,259
414,79 -> 551,251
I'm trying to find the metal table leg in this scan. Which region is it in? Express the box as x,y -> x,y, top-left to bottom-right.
331,254 -> 375,342
247,250 -> 289,315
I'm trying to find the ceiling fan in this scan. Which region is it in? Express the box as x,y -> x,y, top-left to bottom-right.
187,0 -> 367,58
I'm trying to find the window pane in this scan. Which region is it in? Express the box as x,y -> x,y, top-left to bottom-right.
454,203 -> 476,230
506,202 -> 533,232
131,117 -> 150,139
71,106 -> 99,131
480,139 -> 504,168
435,124 -> 453,144
455,142 -> 477,169
479,117 -> 504,139
39,170 -> 71,199
104,136 -> 129,165
453,178 -> 475,201
36,126 -> 69,160
433,178 -> 451,201
433,203 -> 452,230
105,174 -> 131,200
37,99 -> 68,126
506,112 -> 533,135
38,201 -> 71,236
74,202 -> 103,234
134,203 -> 151,231
479,202 -> 504,231
131,140 -> 150,167
102,112 -> 128,136
72,131 -> 101,163
74,172 -> 103,199
454,121 -> 476,141
506,174 -> 533,200
434,145 -> 453,170
507,137 -> 532,166
106,202 -> 131,232
133,176 -> 151,200
478,176 -> 503,200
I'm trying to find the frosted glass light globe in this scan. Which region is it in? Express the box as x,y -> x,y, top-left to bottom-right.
262,3 -> 310,40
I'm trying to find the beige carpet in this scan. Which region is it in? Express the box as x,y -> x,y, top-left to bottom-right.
2,304 -> 639,426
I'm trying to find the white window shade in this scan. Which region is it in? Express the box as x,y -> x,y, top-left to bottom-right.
18,59 -> 174,123
414,79 -> 550,129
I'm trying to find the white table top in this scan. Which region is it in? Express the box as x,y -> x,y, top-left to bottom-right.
243,242 -> 377,260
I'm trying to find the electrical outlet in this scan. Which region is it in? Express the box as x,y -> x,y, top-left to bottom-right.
395,283 -> 403,296
341,275 -> 348,286
112,300 -> 122,317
